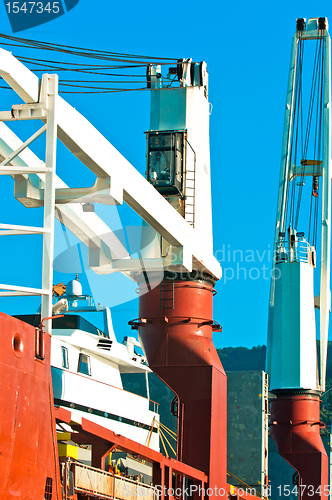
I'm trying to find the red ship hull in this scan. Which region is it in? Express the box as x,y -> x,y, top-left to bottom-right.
0,312 -> 61,500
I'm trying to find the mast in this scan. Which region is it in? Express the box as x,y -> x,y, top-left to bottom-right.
267,17 -> 330,496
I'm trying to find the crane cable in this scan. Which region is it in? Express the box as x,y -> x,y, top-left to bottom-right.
313,40 -> 324,248
295,37 -> 324,234
281,35 -> 325,247
0,32 -> 182,94
279,37 -> 304,235
289,38 -> 304,230
307,36 -> 324,247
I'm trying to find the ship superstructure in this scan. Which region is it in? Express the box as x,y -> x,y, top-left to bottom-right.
16,275 -> 160,452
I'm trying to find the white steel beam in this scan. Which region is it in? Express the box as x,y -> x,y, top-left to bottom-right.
0,284 -> 49,296
41,74 -> 57,332
0,48 -> 221,280
0,103 -> 47,121
0,166 -> 51,174
15,176 -> 118,206
0,48 -> 40,103
267,34 -> 298,378
0,223 -> 50,235
0,122 -> 131,265
0,124 -> 46,166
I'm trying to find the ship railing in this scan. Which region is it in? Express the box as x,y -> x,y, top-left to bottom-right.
149,400 -> 159,413
72,462 -> 156,500
275,239 -> 312,264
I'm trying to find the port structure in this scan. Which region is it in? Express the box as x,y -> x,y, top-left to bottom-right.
0,74 -> 58,333
267,17 -> 331,496
0,42 -> 263,500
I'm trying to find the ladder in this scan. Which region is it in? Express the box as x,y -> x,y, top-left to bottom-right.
160,281 -> 174,310
184,140 -> 196,227
0,74 -> 58,332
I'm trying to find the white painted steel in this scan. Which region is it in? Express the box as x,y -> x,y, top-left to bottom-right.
0,48 -> 221,280
0,284 -> 50,296
0,122 -> 131,265
52,327 -> 148,372
0,166 -> 51,174
148,84 -> 214,261
0,223 -> 50,234
53,369 -> 158,447
41,75 -> 57,333
51,330 -> 159,450
0,124 -> 46,166
269,260 -> 317,391
55,96 -> 219,277
267,34 -> 298,381
0,48 -> 40,103
267,25 -> 332,392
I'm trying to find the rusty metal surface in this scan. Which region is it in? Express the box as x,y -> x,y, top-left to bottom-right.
0,313 -> 61,499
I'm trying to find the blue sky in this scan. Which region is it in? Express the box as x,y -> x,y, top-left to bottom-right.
0,0 -> 331,349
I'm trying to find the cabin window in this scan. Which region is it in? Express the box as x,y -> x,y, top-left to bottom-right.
78,353 -> 91,376
146,131 -> 185,196
61,346 -> 69,369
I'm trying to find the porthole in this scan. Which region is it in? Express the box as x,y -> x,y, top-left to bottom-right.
12,332 -> 24,358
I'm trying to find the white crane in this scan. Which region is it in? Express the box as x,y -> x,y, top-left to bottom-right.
267,17 -> 331,393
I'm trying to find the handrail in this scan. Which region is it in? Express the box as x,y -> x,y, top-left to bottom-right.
275,239 -> 312,264
72,462 -> 156,500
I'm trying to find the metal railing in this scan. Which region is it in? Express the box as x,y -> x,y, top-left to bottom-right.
73,462 -> 156,500
275,239 -> 311,264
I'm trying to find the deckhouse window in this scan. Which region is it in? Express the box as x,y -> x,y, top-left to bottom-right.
61,346 -> 69,369
78,353 -> 91,376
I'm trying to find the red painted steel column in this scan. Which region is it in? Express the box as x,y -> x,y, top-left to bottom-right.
138,275 -> 227,497
270,393 -> 328,499
0,313 -> 61,500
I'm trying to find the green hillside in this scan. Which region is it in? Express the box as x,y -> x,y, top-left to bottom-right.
217,345 -> 266,371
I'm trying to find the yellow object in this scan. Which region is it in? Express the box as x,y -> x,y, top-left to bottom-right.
146,417 -> 155,448
114,460 -> 121,475
58,443 -> 78,460
57,432 -> 72,441
53,282 -> 66,297
158,421 -> 177,438
300,159 -> 323,166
